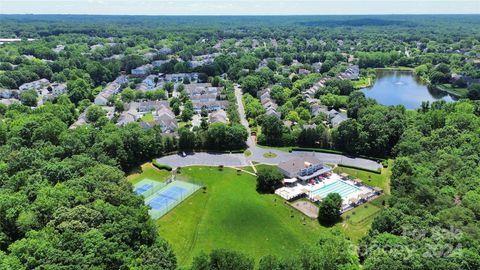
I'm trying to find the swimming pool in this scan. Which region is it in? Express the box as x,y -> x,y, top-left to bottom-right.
310,180 -> 360,199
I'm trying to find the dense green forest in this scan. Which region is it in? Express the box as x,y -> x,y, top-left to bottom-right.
0,15 -> 479,269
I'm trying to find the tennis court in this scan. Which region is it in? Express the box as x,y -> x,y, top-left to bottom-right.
134,177 -> 202,219
133,178 -> 167,197
148,186 -> 185,210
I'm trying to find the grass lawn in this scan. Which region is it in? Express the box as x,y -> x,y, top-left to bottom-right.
262,151 -> 277,158
333,159 -> 392,194
127,163 -> 171,185
435,84 -> 468,97
353,77 -> 372,89
244,149 -> 252,157
157,166 -> 328,266
337,197 -> 385,241
141,112 -> 154,122
178,121 -> 188,129
241,166 -> 256,174
376,66 -> 415,71
256,144 -> 292,152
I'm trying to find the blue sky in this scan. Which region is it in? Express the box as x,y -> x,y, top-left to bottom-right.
1,0 -> 479,15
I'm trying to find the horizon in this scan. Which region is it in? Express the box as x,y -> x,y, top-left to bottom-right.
1,0 -> 479,15
1,13 -> 479,16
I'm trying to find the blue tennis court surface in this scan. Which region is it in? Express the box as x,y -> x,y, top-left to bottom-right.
135,183 -> 154,195
148,186 -> 186,211
143,180 -> 202,219
311,180 -> 360,199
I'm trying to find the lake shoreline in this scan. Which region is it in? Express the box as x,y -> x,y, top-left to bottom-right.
360,69 -> 456,109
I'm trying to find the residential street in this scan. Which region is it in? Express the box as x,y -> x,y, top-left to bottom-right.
156,85 -> 382,171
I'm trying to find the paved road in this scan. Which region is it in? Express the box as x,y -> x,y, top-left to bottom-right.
156,85 -> 382,171
156,150 -> 381,171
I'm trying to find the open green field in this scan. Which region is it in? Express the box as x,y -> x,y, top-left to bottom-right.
339,197 -> 386,241
156,166 -> 328,265
435,84 -> 468,97
334,159 -> 392,194
128,164 -> 388,266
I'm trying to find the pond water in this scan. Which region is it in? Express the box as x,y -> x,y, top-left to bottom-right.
361,70 -> 456,109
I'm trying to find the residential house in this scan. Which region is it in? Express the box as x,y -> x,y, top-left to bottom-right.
117,111 -> 139,126
328,109 -> 348,128
139,105 -> 178,133
303,79 -> 326,98
338,65 -> 360,81
164,73 -> 199,83
51,82 -> 67,96
0,98 -> 20,106
311,104 -> 329,116
192,100 -> 228,113
158,47 -> 173,55
303,123 -> 317,130
19,78 -> 50,91
131,64 -> 153,77
265,106 -> 281,118
0,89 -> 17,99
94,75 -> 126,106
135,100 -> 170,112
299,69 -> 311,75
209,109 -> 228,124
152,60 -> 169,67
139,75 -> 158,90
53,45 -> 65,54
258,87 -> 281,118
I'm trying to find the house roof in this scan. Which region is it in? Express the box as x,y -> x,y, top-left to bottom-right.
209,109 -> 228,123
278,155 -> 324,176
331,113 -> 348,128
156,105 -> 176,120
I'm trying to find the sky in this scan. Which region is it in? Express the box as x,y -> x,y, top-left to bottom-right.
0,0 -> 479,15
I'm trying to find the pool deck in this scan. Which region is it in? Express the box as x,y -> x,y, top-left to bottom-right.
275,172 -> 380,216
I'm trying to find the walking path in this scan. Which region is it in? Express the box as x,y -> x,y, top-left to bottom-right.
155,85 -> 382,171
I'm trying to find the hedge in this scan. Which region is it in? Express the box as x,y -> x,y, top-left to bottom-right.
291,147 -> 343,155
292,147 -> 387,163
337,164 -> 381,174
152,160 -> 173,171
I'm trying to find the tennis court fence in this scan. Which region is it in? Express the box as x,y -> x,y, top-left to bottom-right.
146,180 -> 202,219
134,179 -> 167,198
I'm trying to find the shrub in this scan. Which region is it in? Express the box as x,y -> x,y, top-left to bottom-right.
337,164 -> 381,174
152,160 -> 173,171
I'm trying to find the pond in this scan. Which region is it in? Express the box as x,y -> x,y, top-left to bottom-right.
361,70 -> 457,109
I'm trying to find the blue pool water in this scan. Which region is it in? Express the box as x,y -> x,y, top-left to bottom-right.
311,180 -> 360,199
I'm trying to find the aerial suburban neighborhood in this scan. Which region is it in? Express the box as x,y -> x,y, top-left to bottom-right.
0,4 -> 479,270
